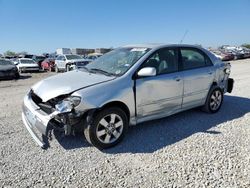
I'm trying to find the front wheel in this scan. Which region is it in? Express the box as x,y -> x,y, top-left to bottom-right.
84,107 -> 128,149
55,65 -> 59,73
202,86 -> 223,113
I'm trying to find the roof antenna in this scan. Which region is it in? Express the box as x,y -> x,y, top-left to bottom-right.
179,30 -> 188,44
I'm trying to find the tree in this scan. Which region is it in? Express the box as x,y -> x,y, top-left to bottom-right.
4,50 -> 16,57
242,44 -> 250,49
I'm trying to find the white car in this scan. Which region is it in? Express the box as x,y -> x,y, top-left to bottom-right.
55,54 -> 87,72
15,58 -> 39,73
86,53 -> 103,60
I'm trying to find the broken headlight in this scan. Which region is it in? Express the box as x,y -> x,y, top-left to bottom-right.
55,96 -> 81,113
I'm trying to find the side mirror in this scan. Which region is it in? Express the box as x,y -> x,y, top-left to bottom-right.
137,67 -> 156,77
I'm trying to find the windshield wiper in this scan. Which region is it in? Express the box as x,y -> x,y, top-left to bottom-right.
89,68 -> 116,76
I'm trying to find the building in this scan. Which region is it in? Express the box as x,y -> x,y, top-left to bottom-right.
95,48 -> 112,54
56,48 -> 71,55
71,48 -> 95,56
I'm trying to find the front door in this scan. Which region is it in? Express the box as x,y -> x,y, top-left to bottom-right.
135,47 -> 183,121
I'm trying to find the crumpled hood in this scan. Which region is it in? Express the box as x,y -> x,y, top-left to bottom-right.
32,70 -> 115,102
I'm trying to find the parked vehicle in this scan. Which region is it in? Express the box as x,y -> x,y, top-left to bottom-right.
209,50 -> 234,61
33,55 -> 46,68
229,50 -> 245,60
0,59 -> 19,79
41,58 -> 55,72
15,58 -> 40,73
86,53 -> 103,60
241,47 -> 250,58
19,54 -> 46,68
22,44 -> 234,149
68,59 -> 92,71
54,54 -> 86,72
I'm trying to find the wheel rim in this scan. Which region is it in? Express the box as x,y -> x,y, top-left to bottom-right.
210,90 -> 222,111
96,113 -> 124,144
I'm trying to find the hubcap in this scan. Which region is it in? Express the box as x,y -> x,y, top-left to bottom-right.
210,90 -> 222,111
96,113 -> 123,144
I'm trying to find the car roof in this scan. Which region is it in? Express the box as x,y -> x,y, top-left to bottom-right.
123,43 -> 203,50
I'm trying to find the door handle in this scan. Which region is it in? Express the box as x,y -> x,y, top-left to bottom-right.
208,71 -> 213,75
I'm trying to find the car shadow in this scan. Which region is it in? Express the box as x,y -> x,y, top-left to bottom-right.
19,75 -> 32,80
56,95 -> 250,153
0,75 -> 31,81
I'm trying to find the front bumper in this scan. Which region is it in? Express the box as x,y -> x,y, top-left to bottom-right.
0,70 -> 17,78
22,92 -> 55,148
20,67 -> 40,72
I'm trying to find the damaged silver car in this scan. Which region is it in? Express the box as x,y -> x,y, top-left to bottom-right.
22,44 -> 234,149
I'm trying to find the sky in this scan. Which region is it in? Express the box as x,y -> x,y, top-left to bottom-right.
0,0 -> 250,54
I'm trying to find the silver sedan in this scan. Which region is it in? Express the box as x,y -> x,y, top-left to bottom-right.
22,44 -> 234,149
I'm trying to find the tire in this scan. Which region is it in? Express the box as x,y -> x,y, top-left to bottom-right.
202,86 -> 224,113
66,64 -> 70,72
14,72 -> 20,79
84,107 -> 128,149
55,65 -> 59,73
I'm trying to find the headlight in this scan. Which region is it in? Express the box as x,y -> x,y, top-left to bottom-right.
55,96 -> 81,113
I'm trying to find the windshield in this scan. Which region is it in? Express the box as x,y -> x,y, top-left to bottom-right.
66,55 -> 82,60
85,47 -> 150,75
0,59 -> 13,65
20,59 -> 36,64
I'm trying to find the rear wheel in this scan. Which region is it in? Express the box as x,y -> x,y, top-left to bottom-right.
55,65 -> 59,73
66,64 -> 70,72
84,107 -> 128,149
202,86 -> 223,113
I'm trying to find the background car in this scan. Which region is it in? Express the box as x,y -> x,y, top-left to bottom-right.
15,58 -> 40,73
33,55 -> 46,68
55,54 -> 86,72
0,59 -> 19,79
86,53 -> 103,60
41,58 -> 55,72
68,59 -> 92,71
209,50 -> 234,61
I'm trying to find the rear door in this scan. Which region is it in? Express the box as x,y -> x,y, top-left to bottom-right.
135,47 -> 183,121
179,47 -> 215,109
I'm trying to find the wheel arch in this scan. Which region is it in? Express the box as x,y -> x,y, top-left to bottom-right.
100,101 -> 130,120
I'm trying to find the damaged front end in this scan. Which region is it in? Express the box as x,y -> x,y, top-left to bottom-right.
22,90 -> 87,148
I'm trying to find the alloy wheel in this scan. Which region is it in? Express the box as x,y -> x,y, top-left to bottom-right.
96,113 -> 124,144
210,90 -> 222,111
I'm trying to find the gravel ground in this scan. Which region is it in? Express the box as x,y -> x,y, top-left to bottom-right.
0,59 -> 250,188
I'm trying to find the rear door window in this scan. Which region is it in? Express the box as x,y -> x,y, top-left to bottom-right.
180,48 -> 210,70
